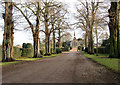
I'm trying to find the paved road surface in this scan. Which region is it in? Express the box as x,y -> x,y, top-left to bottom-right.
2,51 -> 120,84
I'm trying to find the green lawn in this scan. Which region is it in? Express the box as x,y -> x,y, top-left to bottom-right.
0,61 -> 23,66
0,54 -> 61,66
15,57 -> 42,61
82,51 -> 120,74
43,54 -> 61,58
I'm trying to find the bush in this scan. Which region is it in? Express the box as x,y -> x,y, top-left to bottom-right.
26,43 -> 32,48
53,49 -> 56,54
22,43 -> 32,48
21,48 -> 33,57
94,48 -> 96,53
98,47 -> 105,54
13,47 -> 22,58
77,46 -> 81,50
22,43 -> 27,48
40,50 -> 44,55
82,47 -> 84,51
70,46 -> 72,50
62,42 -> 67,47
85,47 -> 88,52
56,48 -> 62,54
61,47 -> 70,51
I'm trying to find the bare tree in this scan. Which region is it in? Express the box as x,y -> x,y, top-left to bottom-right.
40,0 -> 67,55
13,1 -> 41,58
75,0 -> 108,54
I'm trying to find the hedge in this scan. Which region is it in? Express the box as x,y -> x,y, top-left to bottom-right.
61,47 -> 70,51
82,47 -> 84,51
21,48 -> 33,57
94,47 -> 109,54
70,46 -> 72,50
56,48 -> 62,54
77,46 -> 81,50
22,43 -> 27,48
22,43 -> 32,48
0,45 -> 22,59
85,47 -> 88,52
13,47 -> 22,58
26,43 -> 33,48
40,50 -> 44,55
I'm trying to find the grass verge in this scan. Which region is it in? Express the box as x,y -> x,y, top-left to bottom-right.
1,54 -> 61,66
0,61 -> 23,66
82,51 -> 120,74
43,54 -> 61,58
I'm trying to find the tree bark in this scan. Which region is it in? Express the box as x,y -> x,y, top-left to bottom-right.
33,33 -> 40,58
85,33 -> 88,48
58,27 -> 62,48
2,2 -> 14,62
53,28 -> 56,53
33,2 -> 41,58
95,24 -> 98,56
108,2 -> 119,58
45,33 -> 51,55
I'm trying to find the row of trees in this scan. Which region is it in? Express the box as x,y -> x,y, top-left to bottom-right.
75,0 -> 107,54
75,0 -> 120,58
2,0 -> 70,62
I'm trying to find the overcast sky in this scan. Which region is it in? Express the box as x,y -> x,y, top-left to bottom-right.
0,0 -> 82,46
0,0 -> 110,46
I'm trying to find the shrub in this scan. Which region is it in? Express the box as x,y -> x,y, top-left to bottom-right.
70,46 -> 72,50
77,46 -> 81,50
40,50 -> 44,55
26,43 -> 32,48
82,47 -> 84,51
61,47 -> 70,51
22,43 -> 27,48
85,47 -> 88,52
62,42 -> 67,47
13,47 -> 22,58
21,48 -> 33,57
98,47 -> 105,54
52,49 -> 56,54
94,48 -> 96,53
22,43 -> 32,48
56,48 -> 62,54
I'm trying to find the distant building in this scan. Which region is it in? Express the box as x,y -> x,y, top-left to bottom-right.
70,32 -> 84,48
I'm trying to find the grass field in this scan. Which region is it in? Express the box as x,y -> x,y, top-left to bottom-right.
0,61 -> 23,66
0,54 -> 61,66
82,51 -> 120,74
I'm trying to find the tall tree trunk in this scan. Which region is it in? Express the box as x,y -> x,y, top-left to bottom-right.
33,1 -> 41,58
10,21 -> 14,59
109,2 -> 119,58
85,31 -> 88,48
88,31 -> 92,53
45,33 -> 51,55
2,2 -> 14,62
58,28 -> 62,48
90,29 -> 94,54
95,24 -> 98,56
33,33 -> 40,58
47,34 -> 50,54
116,1 -> 120,58
53,26 -> 56,53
